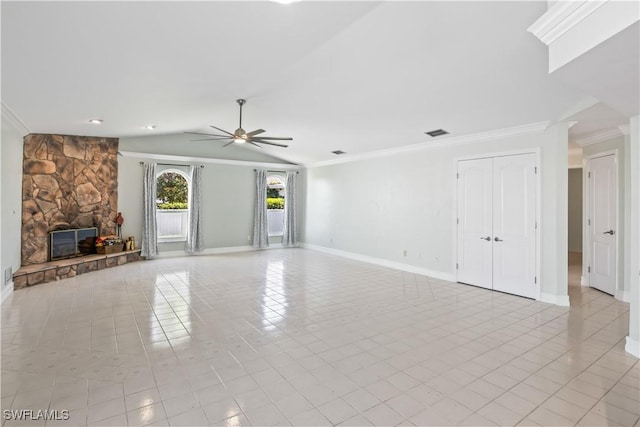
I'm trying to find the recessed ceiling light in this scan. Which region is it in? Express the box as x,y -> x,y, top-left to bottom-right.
89,119 -> 103,124
425,129 -> 449,137
144,125 -> 157,130
271,0 -> 301,4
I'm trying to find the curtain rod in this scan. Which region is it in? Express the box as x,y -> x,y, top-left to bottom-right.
139,161 -> 204,168
254,169 -> 299,174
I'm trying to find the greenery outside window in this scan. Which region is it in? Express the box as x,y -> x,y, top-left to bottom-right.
156,169 -> 190,242
267,175 -> 285,237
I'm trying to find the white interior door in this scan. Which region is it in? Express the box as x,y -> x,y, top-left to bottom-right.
457,158 -> 493,289
492,154 -> 537,298
589,154 -> 617,295
457,153 -> 537,298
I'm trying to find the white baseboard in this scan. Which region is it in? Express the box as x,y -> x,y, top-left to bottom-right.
540,292 -> 571,307
615,288 -> 631,302
1,282 -> 14,303
155,244 -> 287,259
625,336 -> 640,358
156,245 -> 254,258
260,243 -> 286,250
301,243 -> 456,282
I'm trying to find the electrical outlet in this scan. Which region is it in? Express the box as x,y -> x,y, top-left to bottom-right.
247,235 -> 251,241
403,249 -> 407,257
4,267 -> 12,285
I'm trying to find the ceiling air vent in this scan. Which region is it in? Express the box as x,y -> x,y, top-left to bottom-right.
425,129 -> 449,137
331,150 -> 346,155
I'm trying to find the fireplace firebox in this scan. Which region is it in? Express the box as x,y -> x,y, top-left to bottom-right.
49,227 -> 98,261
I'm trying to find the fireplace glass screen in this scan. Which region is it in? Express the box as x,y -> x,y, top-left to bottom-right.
50,227 -> 98,260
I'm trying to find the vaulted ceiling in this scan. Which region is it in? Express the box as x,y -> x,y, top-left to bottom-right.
2,1 -> 636,165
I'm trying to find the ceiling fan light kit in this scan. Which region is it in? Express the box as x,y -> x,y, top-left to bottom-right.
186,99 -> 293,148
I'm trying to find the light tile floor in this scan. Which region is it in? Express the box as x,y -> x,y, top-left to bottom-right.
1,249 -> 638,426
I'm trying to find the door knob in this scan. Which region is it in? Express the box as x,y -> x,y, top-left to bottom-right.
480,236 -> 491,241
494,237 -> 503,242
603,230 -> 615,235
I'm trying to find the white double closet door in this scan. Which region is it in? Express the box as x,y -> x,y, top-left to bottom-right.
457,153 -> 537,299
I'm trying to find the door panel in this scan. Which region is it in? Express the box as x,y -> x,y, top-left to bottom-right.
457,153 -> 537,299
457,158 -> 493,289
492,154 -> 537,298
593,242 -> 612,275
589,154 -> 616,295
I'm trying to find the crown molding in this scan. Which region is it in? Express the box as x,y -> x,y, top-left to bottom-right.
574,128 -> 624,147
306,121 -> 551,168
527,1 -> 606,46
618,124 -> 630,135
1,101 -> 31,136
118,150 -> 301,170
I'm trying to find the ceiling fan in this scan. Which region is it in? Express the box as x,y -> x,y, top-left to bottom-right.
186,99 -> 293,148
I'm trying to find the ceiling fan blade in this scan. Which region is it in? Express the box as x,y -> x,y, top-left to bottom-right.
253,139 -> 289,148
248,141 -> 262,148
251,136 -> 293,141
246,129 -> 266,137
185,131 -> 231,138
209,125 -> 234,136
222,141 -> 236,147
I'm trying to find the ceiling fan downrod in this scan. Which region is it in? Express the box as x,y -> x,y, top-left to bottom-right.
237,99 -> 246,129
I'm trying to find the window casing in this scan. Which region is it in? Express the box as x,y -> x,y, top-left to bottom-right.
267,175 -> 285,237
156,169 -> 190,243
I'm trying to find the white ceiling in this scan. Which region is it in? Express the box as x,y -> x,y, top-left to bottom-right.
2,1 -> 636,165
565,101 -> 628,142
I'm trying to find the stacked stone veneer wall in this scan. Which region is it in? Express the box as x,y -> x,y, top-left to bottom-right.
21,134 -> 119,265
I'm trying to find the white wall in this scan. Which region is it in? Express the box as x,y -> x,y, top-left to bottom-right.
1,114 -> 25,301
119,156 -> 253,252
117,133 -> 303,255
303,124 -> 569,302
567,168 -> 583,253
582,136 -> 628,299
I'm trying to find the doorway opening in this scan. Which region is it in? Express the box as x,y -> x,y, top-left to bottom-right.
568,167 -> 583,292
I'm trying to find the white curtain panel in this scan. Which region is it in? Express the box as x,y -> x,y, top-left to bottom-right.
141,162 -> 158,257
252,169 -> 269,249
282,171 -> 298,246
185,165 -> 205,254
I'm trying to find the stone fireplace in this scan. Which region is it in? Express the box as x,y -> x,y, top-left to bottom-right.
21,134 -> 119,265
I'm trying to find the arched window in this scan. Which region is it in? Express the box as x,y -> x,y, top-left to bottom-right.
267,175 -> 285,237
156,169 -> 190,242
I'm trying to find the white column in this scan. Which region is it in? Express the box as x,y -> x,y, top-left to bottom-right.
555,123 -> 569,303
626,115 -> 639,358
